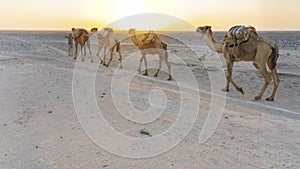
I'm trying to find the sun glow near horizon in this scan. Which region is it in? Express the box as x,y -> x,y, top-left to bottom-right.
0,0 -> 299,31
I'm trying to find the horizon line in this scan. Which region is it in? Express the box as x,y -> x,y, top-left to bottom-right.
1,28 -> 300,32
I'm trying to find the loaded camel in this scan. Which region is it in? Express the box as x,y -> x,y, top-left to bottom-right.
71,28 -> 93,62
128,29 -> 172,81
90,27 -> 122,68
196,26 -> 279,101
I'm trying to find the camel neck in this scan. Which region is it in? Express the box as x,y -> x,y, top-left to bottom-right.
205,32 -> 217,43
203,32 -> 223,53
132,34 -> 142,47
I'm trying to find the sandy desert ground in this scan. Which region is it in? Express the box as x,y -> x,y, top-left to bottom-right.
0,30 -> 299,168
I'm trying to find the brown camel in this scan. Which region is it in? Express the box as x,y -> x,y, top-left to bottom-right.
90,27 -> 122,68
128,28 -> 172,81
196,26 -> 280,101
71,28 -> 93,62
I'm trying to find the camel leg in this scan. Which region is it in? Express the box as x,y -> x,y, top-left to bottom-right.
84,45 -> 86,62
73,43 -> 78,60
106,47 -> 114,67
142,55 -> 148,76
222,60 -> 231,92
81,45 -> 86,62
68,44 -> 72,57
118,52 -> 123,69
117,44 -> 123,69
223,60 -> 243,94
80,44 -> 83,62
96,44 -> 103,66
154,55 -> 162,77
253,63 -> 271,100
266,68 -> 280,101
87,40 -> 93,63
103,47 -> 107,66
164,52 -> 172,81
138,56 -> 143,72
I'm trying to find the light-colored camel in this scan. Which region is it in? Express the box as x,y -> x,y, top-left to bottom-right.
196,26 -> 280,101
90,27 -> 122,68
128,28 -> 172,81
71,28 -> 93,62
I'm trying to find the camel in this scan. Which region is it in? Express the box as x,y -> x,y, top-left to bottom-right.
71,28 -> 93,62
196,25 -> 280,101
128,28 -> 172,81
90,27 -> 122,68
65,33 -> 73,57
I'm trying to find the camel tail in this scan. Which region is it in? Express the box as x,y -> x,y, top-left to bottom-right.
268,44 -> 279,70
162,42 -> 167,50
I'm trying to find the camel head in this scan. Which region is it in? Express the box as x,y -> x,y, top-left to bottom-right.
196,26 -> 224,53
196,26 -> 212,35
101,27 -> 113,38
128,28 -> 136,35
90,27 -> 98,33
102,27 -> 113,33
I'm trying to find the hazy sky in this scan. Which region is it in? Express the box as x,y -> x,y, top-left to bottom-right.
0,0 -> 299,31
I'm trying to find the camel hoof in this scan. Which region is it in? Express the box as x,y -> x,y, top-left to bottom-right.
119,65 -> 123,69
91,59 -> 94,63
154,74 -> 158,77
238,87 -> 244,94
105,64 -> 109,67
167,78 -> 172,81
266,97 -> 274,101
221,88 -> 229,92
81,59 -> 84,62
143,72 -> 148,76
254,96 -> 261,100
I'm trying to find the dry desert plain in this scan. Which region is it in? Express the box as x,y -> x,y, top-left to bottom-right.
0,30 -> 300,168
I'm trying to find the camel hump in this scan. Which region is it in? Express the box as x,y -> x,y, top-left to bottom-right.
227,25 -> 249,40
77,28 -> 88,35
141,30 -> 163,43
228,25 -> 244,35
83,29 -> 89,35
225,25 -> 253,46
72,28 -> 89,38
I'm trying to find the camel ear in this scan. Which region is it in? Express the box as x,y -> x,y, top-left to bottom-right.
207,26 -> 211,29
